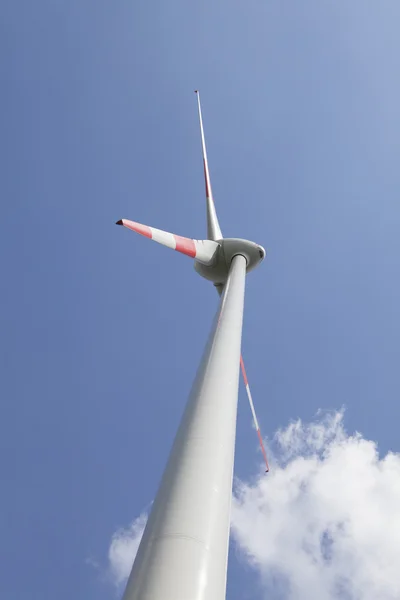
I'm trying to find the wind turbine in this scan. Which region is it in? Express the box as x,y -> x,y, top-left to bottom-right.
117,91 -> 268,600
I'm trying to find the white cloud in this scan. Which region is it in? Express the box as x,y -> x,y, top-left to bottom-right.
105,411 -> 400,598
231,410 -> 400,600
108,513 -> 147,587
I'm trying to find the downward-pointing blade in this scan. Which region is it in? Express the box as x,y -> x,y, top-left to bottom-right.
240,355 -> 270,473
116,218 -> 219,265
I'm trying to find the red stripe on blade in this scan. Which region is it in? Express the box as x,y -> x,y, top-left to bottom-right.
257,429 -> 270,473
121,220 -> 152,238
174,235 -> 196,258
240,355 -> 249,386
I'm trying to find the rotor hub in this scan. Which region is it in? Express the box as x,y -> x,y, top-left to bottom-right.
194,237 -> 266,284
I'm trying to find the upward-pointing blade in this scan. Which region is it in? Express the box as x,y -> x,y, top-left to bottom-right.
195,91 -> 223,241
116,218 -> 219,265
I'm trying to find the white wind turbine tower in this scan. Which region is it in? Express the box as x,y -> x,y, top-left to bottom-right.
117,91 -> 268,600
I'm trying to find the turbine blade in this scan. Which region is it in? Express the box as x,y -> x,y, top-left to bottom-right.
116,219 -> 219,265
240,355 -> 269,473
194,90 -> 223,241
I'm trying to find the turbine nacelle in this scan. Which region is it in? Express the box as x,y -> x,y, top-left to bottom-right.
194,237 -> 266,284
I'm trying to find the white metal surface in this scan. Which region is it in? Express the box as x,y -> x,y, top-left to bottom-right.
215,285 -> 269,472
195,90 -> 223,241
122,255 -> 247,600
116,218 -> 220,265
239,356 -> 270,472
194,237 -> 265,283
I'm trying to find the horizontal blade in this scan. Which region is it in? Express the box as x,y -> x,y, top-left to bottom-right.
116,219 -> 219,265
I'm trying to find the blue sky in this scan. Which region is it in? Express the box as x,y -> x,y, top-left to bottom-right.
1,1 -> 400,599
